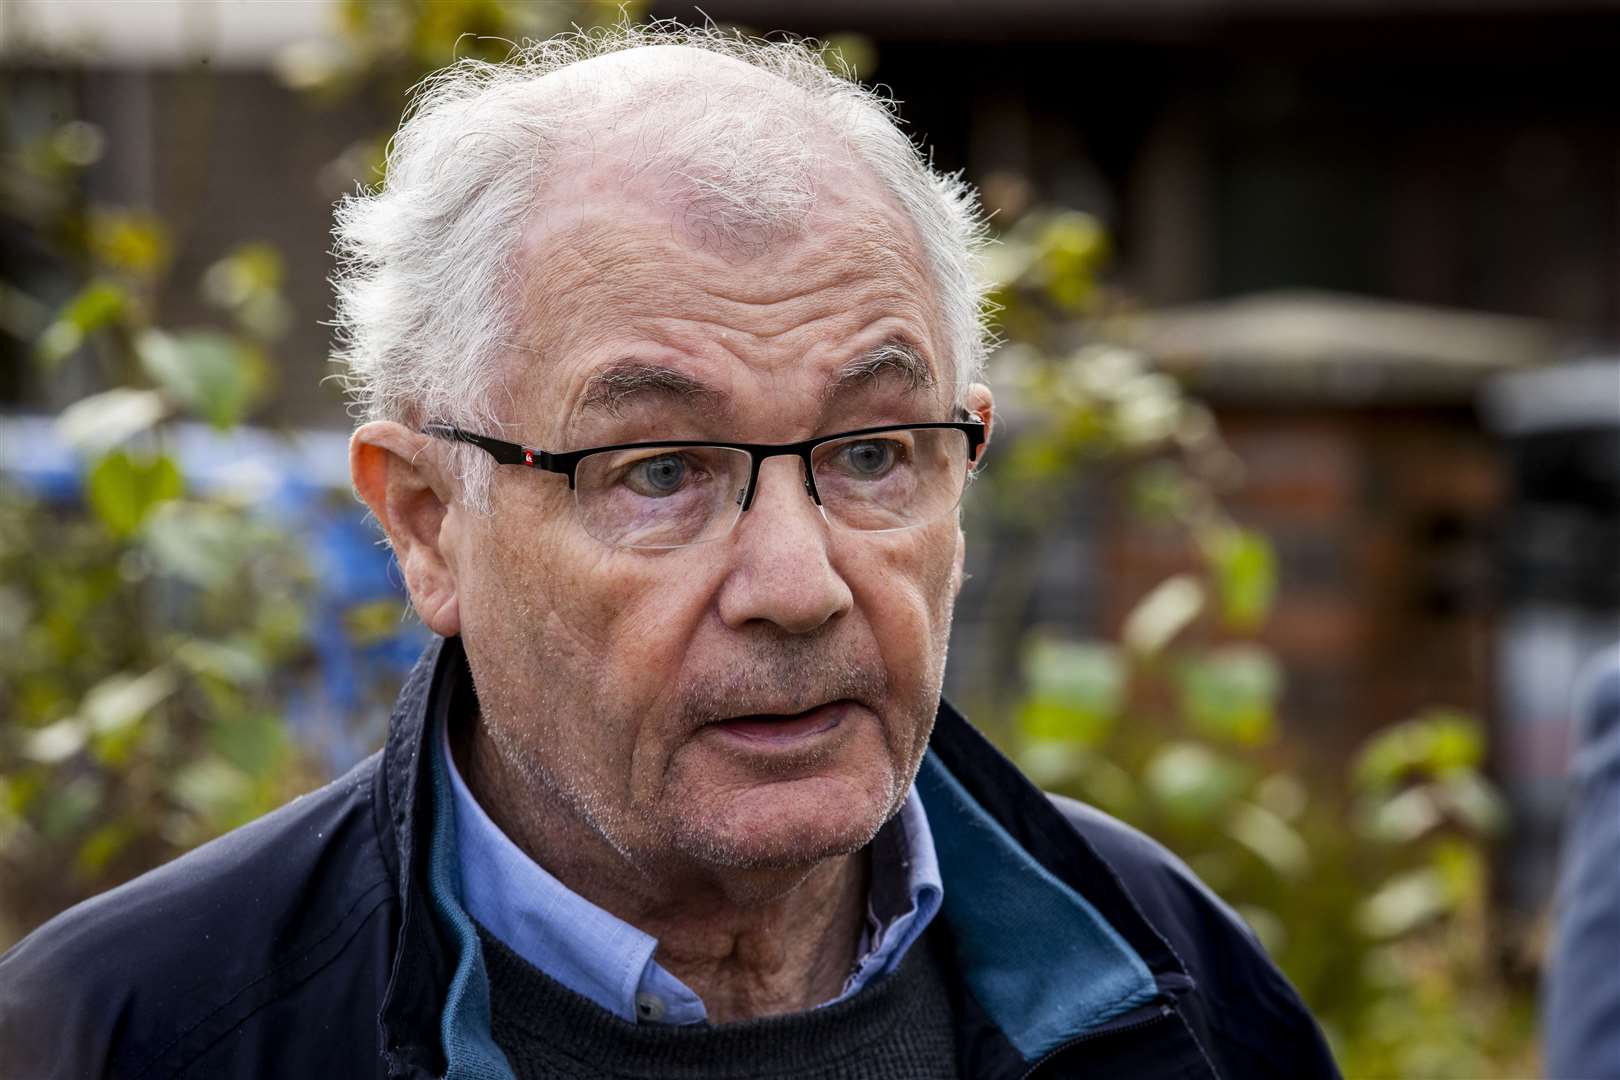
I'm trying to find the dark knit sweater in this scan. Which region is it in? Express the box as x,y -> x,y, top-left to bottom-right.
477,923 -> 960,1079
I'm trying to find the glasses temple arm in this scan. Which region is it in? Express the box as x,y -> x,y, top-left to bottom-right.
421,424 -> 534,467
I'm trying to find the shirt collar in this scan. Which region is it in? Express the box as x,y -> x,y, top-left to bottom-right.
850,788 -> 942,992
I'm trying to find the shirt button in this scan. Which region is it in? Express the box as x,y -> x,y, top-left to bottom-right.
634,992 -> 666,1022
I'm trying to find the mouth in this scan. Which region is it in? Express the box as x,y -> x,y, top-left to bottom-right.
704,700 -> 852,747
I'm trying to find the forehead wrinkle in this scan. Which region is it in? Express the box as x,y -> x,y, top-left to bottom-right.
525,178 -> 929,312
527,219 -> 687,322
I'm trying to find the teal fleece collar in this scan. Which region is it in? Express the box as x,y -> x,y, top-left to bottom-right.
914,751 -> 1157,1060
425,718 -> 514,1079
427,739 -> 1156,1076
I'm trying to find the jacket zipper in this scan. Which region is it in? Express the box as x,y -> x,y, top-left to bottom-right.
1018,1003 -> 1177,1079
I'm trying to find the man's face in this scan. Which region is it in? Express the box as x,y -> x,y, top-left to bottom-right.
440,160 -> 991,880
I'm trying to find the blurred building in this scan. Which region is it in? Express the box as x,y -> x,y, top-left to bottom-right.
668,0 -> 1620,342
1124,292 -> 1550,753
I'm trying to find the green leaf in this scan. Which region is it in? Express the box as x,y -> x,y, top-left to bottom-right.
202,244 -> 291,340
1039,212 -> 1109,311
1017,740 -> 1082,786
79,667 -> 177,736
86,450 -> 183,537
1072,753 -> 1141,818
1430,838 -> 1487,906
50,120 -> 105,168
1018,637 -> 1124,745
174,638 -> 268,686
1122,574 -> 1205,656
1204,527 -> 1277,631
209,713 -> 287,775
75,821 -> 137,878
2,771 -> 43,817
1435,772 -> 1508,835
22,717 -> 89,764
1357,785 -> 1444,844
142,501 -> 246,588
1254,772 -> 1308,821
202,243 -> 284,306
137,328 -> 266,428
55,388 -> 169,453
1110,373 -> 1184,448
1144,741 -> 1250,825
1352,708 -> 1485,792
35,280 -> 129,366
1236,904 -> 1288,956
1225,801 -> 1311,879
1177,645 -> 1283,745
1357,868 -> 1450,939
38,777 -> 101,841
169,757 -> 252,822
1128,461 -> 1189,523
87,207 -> 171,276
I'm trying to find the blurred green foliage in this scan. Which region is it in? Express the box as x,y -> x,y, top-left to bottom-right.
977,209 -> 1536,1076
0,89 -> 324,941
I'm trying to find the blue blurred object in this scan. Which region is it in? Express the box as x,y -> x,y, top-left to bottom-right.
0,412 -> 429,769
1483,359 -> 1620,917
1544,645 -> 1620,1080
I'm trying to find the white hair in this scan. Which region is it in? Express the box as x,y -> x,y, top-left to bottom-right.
331,22 -> 992,510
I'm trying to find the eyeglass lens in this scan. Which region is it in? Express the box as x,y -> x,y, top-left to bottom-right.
571,428 -> 973,549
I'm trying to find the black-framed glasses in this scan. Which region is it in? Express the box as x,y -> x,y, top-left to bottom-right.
423,419 -> 988,550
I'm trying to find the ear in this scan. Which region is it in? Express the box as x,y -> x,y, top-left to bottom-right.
952,382 -> 994,598
350,421 -> 462,637
964,381 -> 994,449
951,525 -> 968,598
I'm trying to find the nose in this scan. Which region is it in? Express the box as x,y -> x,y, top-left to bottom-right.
716,456 -> 853,634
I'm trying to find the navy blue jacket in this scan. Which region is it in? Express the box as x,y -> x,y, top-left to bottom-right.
0,637 -> 1340,1078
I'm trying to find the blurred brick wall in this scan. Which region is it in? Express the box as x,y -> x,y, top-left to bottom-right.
1099,405 -> 1503,754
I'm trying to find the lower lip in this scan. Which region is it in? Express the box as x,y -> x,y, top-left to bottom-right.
708,702 -> 848,747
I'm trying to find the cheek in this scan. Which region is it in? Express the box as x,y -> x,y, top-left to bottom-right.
845,525 -> 960,686
551,546 -> 719,700
464,508 -> 720,725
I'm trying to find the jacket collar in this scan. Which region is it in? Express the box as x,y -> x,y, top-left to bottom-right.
925,697 -> 1190,983
375,637 -> 1190,1076
375,636 -> 455,1078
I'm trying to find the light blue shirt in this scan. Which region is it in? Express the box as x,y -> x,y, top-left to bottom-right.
440,718 -> 943,1025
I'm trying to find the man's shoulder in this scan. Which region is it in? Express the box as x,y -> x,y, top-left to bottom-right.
1045,792 -> 1338,1074
0,753 -> 399,1080
1046,792 -> 1255,943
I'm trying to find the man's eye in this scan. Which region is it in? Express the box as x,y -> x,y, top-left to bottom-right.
838,440 -> 901,477
624,454 -> 691,496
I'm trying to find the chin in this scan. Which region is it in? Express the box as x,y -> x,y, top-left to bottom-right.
663,774 -> 897,871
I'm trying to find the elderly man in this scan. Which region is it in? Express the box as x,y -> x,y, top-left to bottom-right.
0,28 -> 1337,1080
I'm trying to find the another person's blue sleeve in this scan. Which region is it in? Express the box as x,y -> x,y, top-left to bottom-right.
1545,646 -> 1620,1080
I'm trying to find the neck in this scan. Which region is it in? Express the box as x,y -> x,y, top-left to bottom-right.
458,718 -> 871,1023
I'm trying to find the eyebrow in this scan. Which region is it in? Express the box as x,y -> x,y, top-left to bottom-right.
576,362 -> 729,420
573,339 -> 938,423
822,339 -> 938,405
